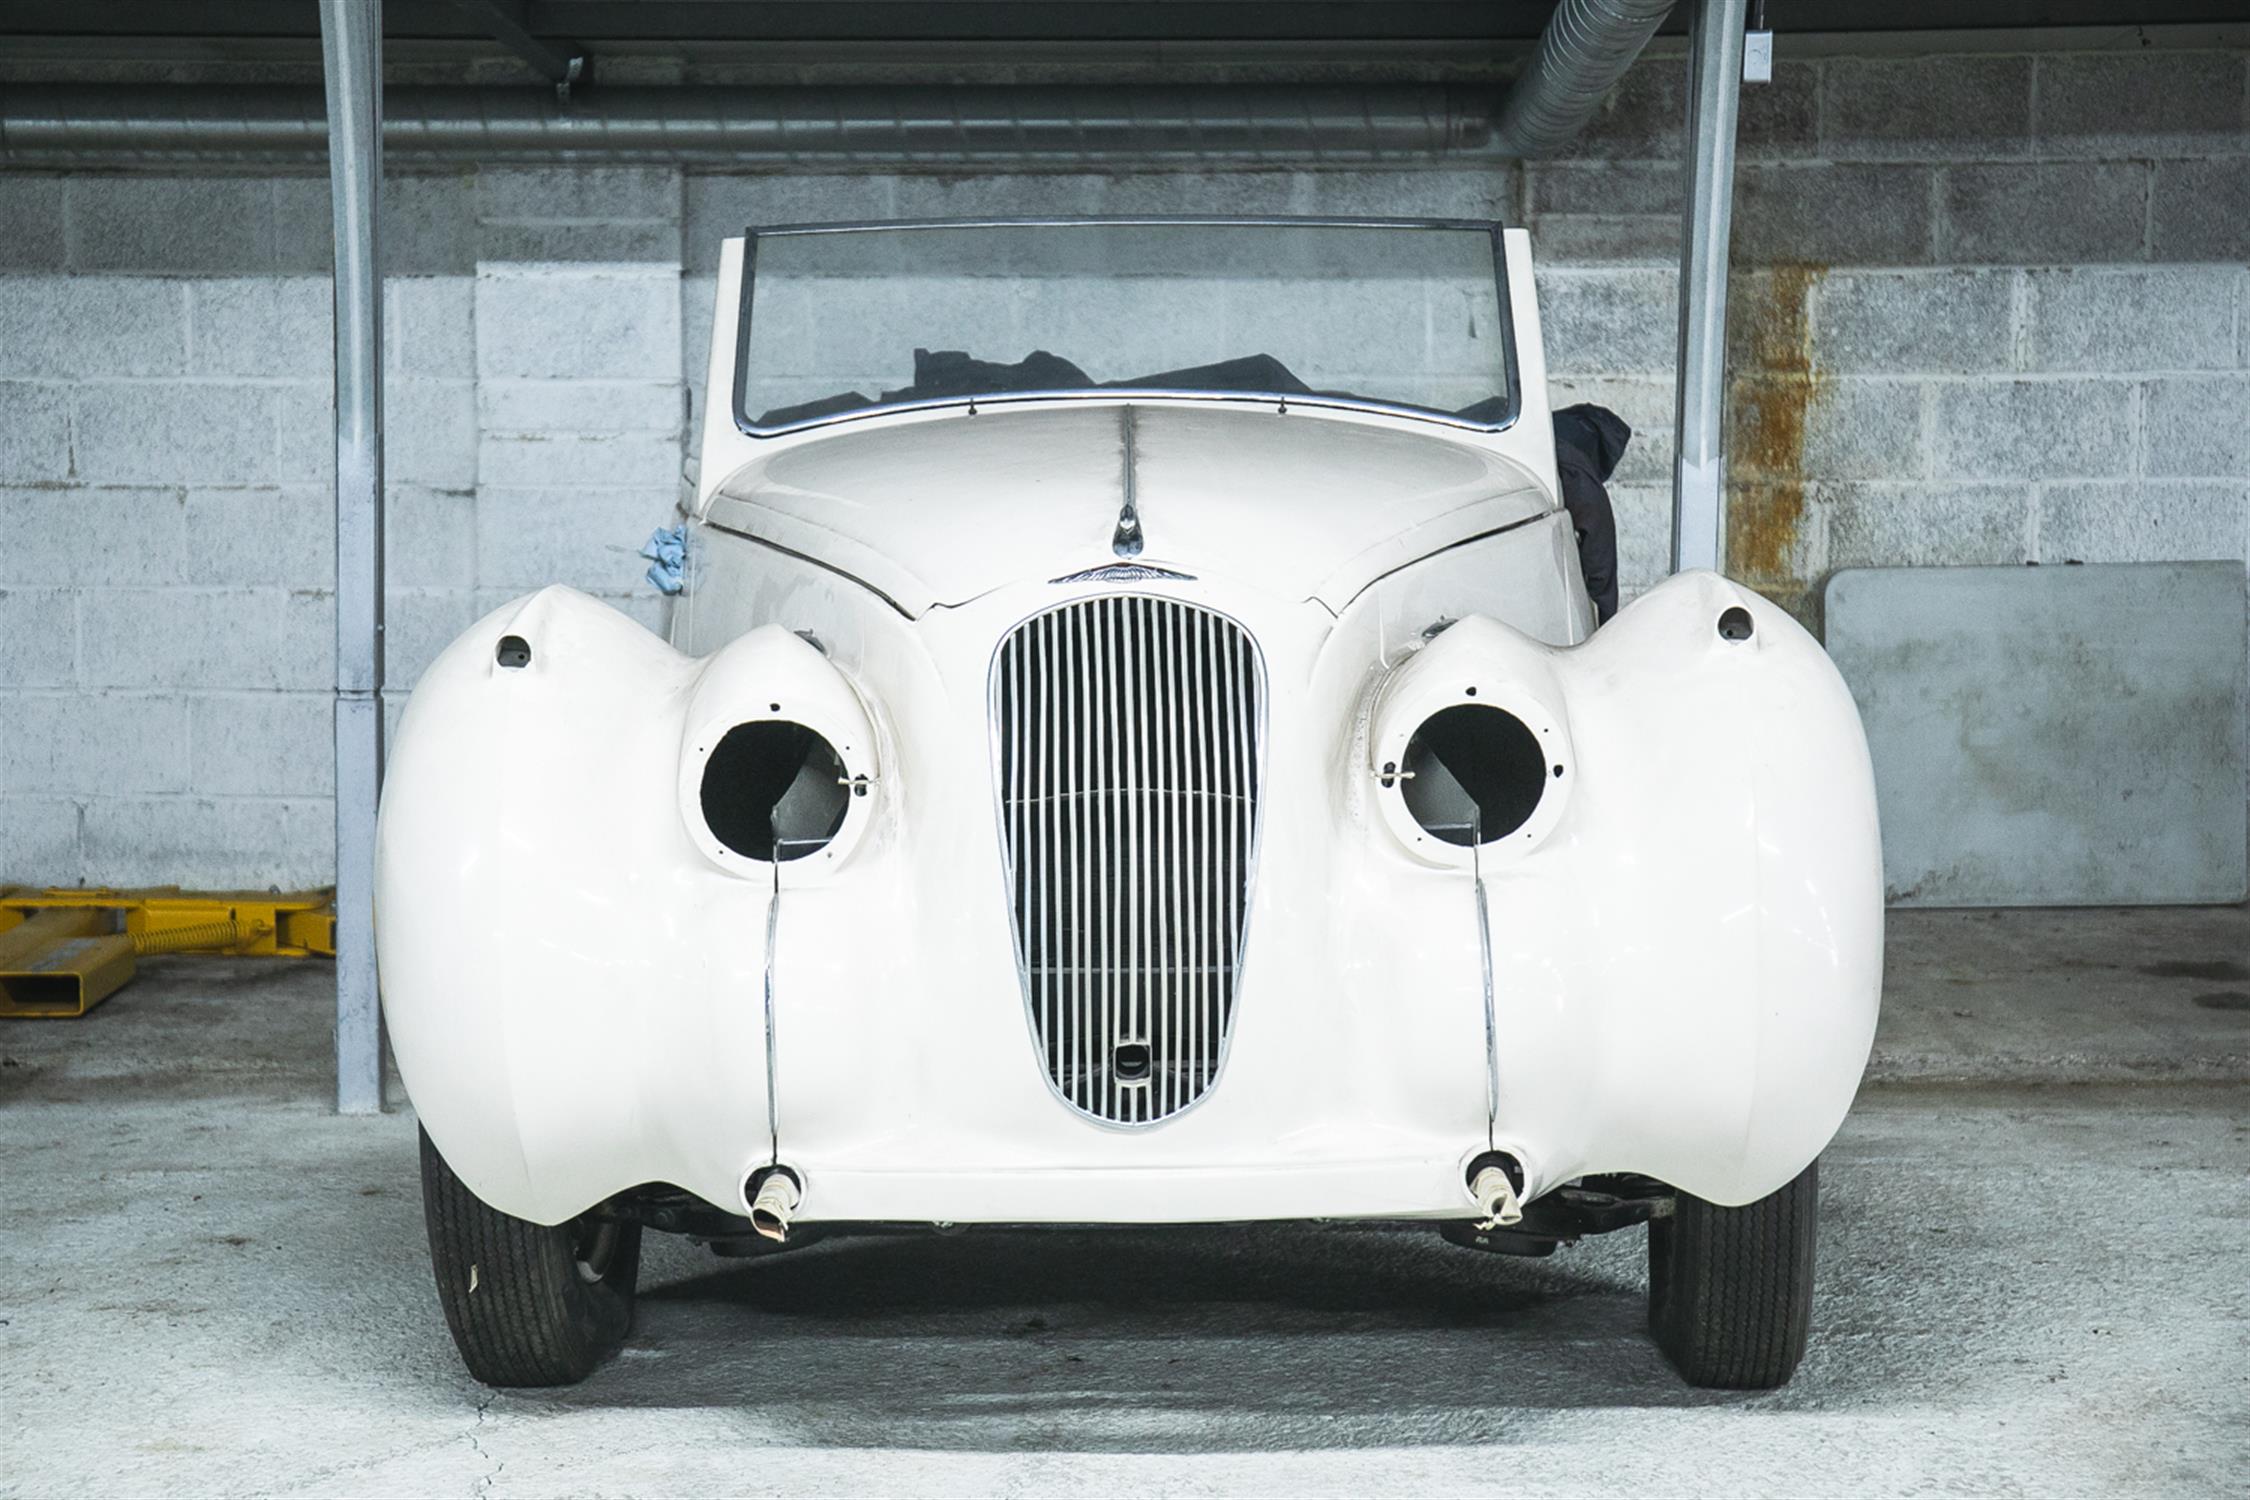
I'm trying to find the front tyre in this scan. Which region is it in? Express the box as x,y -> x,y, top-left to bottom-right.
1647,1158 -> 1817,1389
418,1127 -> 642,1387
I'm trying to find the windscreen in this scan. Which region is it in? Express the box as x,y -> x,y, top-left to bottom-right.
734,220 -> 1517,435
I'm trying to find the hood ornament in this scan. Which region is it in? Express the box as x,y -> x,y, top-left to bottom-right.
1051,562 -> 1196,585
1111,405 -> 1144,558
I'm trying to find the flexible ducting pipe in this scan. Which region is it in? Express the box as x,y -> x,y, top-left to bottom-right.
0,82 -> 1501,165
1493,0 -> 1675,157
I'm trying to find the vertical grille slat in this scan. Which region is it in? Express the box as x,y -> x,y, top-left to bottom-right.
995,595 -> 1264,1127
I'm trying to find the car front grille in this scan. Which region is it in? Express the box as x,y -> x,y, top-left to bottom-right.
992,594 -> 1264,1126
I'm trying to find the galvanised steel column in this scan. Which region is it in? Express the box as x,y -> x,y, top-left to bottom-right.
320,0 -> 385,1114
1670,0 -> 1746,574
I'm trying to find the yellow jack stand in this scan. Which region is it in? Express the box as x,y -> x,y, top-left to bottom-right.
0,888 -> 336,1018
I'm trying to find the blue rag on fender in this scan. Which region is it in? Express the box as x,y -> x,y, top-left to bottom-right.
640,524 -> 687,595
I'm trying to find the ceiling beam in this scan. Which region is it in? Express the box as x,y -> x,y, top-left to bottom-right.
445,0 -> 586,95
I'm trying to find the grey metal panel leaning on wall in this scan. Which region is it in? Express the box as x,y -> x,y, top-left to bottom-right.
1824,562 -> 2250,907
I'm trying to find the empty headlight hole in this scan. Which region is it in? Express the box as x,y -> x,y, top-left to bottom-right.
700,721 -> 850,862
1400,704 -> 1548,846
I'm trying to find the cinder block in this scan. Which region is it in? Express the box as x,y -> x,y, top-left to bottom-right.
1527,161 -> 1681,218
1939,163 -> 2148,265
1607,484 -> 1673,596
1099,171 -> 1303,216
73,383 -> 278,486
384,173 -> 480,277
2149,159 -> 2250,263
1733,164 -> 1934,267
1535,268 -> 1678,376
0,383 -> 71,483
1,692 -> 189,795
1527,214 -> 1679,267
384,379 -> 479,487
269,176 -> 334,275
389,278 -> 476,379
1823,481 -> 2032,568
0,178 -> 67,271
183,487 -> 335,590
1721,481 -> 1826,586
2145,376 -> 2250,477
1556,59 -> 1682,160
0,792 -> 79,882
2026,267 -> 2240,373
1730,377 -> 1925,483
478,379 -> 683,436
0,487 -> 189,587
2036,53 -> 2247,157
1544,376 -> 1675,448
2039,480 -> 2249,563
384,486 -> 476,590
272,383 -> 331,486
478,220 -> 684,266
1933,380 -> 2135,480
190,278 -> 333,379
279,590 -> 334,693
79,796 -> 334,889
1295,167 -> 1518,221
1822,57 -> 2032,160
474,487 -> 678,592
189,692 -> 335,797
1803,379 -> 1926,481
79,588 -> 307,691
478,432 -> 683,490
681,274 -> 719,394
1610,424 -> 1674,489
0,590 -> 75,688
890,172 -> 1109,221
1816,271 -> 2015,376
474,270 -> 681,380
1727,267 -> 1817,375
1736,61 -> 1818,159
382,588 -> 477,689
273,172 -> 480,276
683,175 -> 898,272
477,166 -> 682,223
0,278 -> 187,378
67,178 -> 273,274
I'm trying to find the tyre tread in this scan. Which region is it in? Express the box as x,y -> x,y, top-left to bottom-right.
1648,1158 -> 1817,1389
419,1128 -> 639,1387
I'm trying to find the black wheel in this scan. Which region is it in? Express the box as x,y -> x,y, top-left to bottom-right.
418,1127 -> 642,1387
1647,1157 -> 1817,1389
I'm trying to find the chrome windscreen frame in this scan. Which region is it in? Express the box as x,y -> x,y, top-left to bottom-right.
731,215 -> 1524,440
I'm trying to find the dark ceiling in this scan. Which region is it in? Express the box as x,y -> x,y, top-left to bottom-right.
1,1 -> 2241,51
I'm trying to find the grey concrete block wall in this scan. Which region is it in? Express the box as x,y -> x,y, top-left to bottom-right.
1,42 -> 2246,887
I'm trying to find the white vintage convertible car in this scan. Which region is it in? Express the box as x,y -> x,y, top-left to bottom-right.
378,217 -> 1881,1391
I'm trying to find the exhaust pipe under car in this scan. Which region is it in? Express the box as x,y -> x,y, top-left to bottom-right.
1468,1151 -> 1526,1229
747,1167 -> 803,1243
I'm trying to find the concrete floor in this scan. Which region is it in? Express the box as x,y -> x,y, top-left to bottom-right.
2,907 -> 2244,1497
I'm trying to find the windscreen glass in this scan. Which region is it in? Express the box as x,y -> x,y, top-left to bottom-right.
736,220 -> 1515,434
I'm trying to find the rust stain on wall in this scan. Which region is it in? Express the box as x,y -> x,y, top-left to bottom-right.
1725,263 -> 1825,597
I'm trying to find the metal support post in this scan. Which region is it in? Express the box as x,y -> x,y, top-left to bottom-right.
320,0 -> 386,1114
1670,0 -> 1747,574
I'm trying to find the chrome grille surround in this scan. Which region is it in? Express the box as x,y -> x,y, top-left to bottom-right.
991,594 -> 1266,1127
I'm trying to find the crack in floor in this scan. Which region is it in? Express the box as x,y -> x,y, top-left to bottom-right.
466,1390 -> 503,1498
